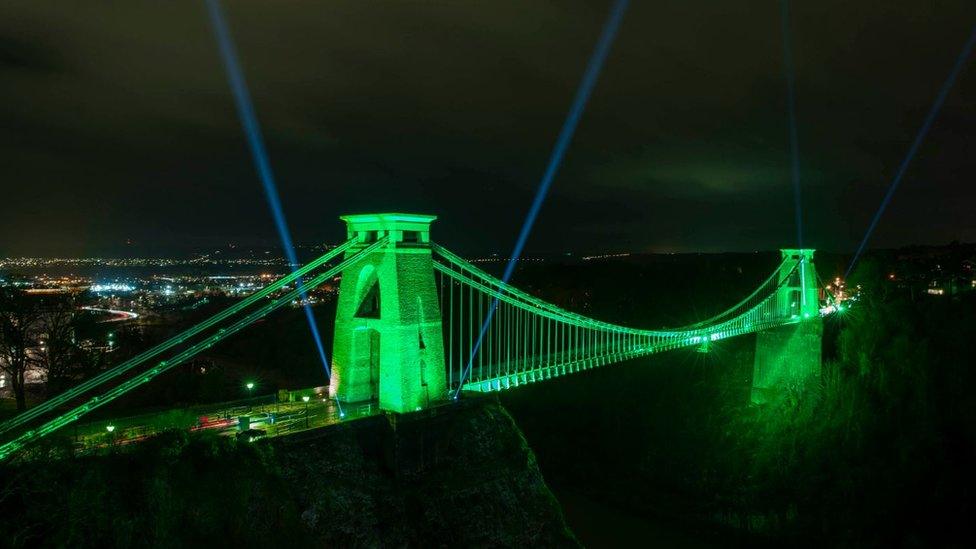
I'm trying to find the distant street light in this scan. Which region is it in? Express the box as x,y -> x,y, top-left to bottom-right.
105,425 -> 115,433
302,395 -> 310,427
245,382 -> 255,412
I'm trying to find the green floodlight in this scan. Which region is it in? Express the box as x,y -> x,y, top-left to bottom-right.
105,425 -> 115,433
245,382 -> 255,390
301,395 -> 310,402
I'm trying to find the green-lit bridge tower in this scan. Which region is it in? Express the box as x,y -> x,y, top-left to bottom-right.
751,249 -> 822,404
330,213 -> 447,413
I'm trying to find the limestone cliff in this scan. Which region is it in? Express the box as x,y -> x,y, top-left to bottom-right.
0,399 -> 578,548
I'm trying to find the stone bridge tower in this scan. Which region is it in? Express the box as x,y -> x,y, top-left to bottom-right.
329,213 -> 447,413
751,249 -> 823,404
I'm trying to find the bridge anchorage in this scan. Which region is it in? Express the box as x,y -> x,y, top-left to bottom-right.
0,213 -> 826,460
329,213 -> 824,413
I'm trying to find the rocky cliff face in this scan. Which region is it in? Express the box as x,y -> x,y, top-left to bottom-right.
0,399 -> 579,548
281,400 -> 577,547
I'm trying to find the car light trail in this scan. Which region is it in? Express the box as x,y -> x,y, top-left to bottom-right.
80,306 -> 139,322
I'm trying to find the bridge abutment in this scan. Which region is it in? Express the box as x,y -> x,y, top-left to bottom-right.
752,318 -> 822,404
330,214 -> 447,413
751,249 -> 822,405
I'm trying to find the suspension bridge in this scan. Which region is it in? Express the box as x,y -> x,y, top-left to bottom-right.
0,0 -> 934,462
0,213 -> 827,460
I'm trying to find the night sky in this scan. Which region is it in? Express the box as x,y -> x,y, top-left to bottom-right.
1,1 -> 974,257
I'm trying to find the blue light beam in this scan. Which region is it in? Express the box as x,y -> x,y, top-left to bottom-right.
780,0 -> 803,247
204,0 -> 334,384
454,0 -> 630,397
846,23 -> 976,278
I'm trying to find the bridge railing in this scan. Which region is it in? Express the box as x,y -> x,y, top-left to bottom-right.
432,245 -> 803,393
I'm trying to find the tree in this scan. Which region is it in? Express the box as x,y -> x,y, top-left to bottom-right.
0,290 -> 41,411
35,294 -> 84,395
0,291 -> 92,409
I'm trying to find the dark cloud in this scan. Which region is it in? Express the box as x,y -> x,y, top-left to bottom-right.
0,0 -> 974,256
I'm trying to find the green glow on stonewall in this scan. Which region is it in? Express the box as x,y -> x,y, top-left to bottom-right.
751,249 -> 822,404
330,214 -> 447,413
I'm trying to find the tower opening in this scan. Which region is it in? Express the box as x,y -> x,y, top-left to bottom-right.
356,279 -> 381,318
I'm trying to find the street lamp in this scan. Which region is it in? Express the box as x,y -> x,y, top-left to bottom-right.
106,425 -> 115,433
302,395 -> 310,428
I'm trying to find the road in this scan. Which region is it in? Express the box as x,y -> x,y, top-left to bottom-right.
68,393 -> 380,452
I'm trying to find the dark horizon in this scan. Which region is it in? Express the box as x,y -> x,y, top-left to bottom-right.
2,236 -> 974,262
